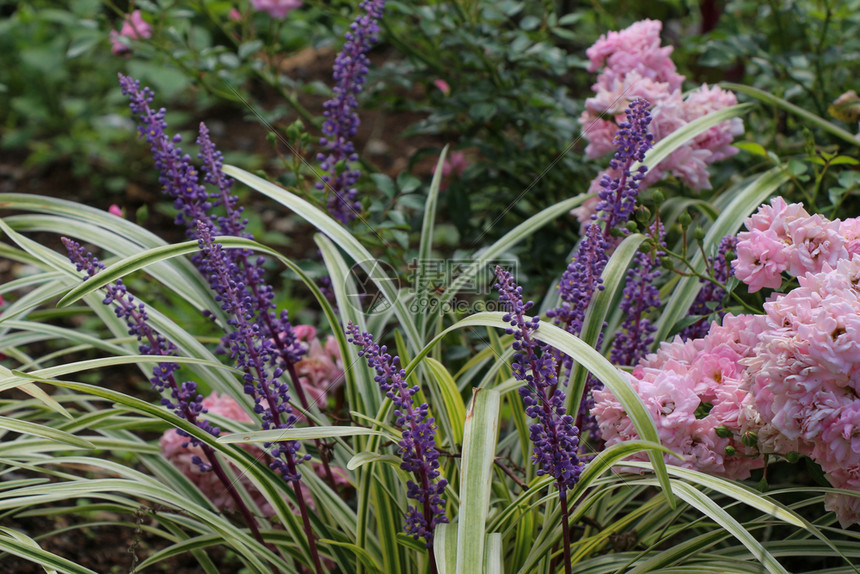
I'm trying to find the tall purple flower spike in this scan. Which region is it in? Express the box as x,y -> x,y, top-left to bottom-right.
118,74 -> 310,393
494,267 -> 583,492
63,238 -> 218,458
346,323 -> 448,547
549,98 -> 654,333
119,74 -> 327,572
317,0 -> 386,223
610,222 -> 665,367
546,98 -> 653,439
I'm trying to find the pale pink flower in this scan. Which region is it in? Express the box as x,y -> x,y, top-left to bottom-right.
744,196 -> 808,237
586,19 -> 683,91
110,10 -> 152,56
594,314 -> 765,480
744,256 -> 860,487
733,228 -> 790,292
433,79 -> 451,96
229,8 -> 242,21
441,151 -> 469,189
250,0 -> 302,19
579,117 -> 619,160
683,84 -> 744,162
580,20 -> 744,192
824,466 -> 860,528
108,204 -> 123,217
293,325 -> 345,412
839,217 -> 860,257
785,214 -> 847,277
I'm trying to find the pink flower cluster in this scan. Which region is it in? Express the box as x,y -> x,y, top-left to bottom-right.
733,197 -> 860,292
160,392 -> 277,515
595,197 -> 860,526
250,0 -> 302,19
742,255 -> 860,526
161,391 -> 349,516
578,20 -> 743,221
593,314 -> 766,480
110,10 -> 152,57
293,325 -> 345,412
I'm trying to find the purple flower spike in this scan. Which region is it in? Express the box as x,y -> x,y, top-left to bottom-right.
610,222 -> 666,366
195,221 -> 309,480
62,238 -> 219,461
118,74 -> 214,234
317,0 -> 386,223
544,99 -> 654,442
494,267 -> 584,493
597,98 -> 654,231
119,74 -> 308,395
346,324 -> 447,546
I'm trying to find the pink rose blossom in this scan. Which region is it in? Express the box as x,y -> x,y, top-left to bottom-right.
110,10 -> 152,57
293,325 -> 345,412
824,466 -> 860,528
250,0 -> 302,19
594,314 -> 765,480
580,20 -> 744,193
743,255 -> 860,492
733,228 -> 791,292
586,19 -> 683,90
840,218 -> 860,257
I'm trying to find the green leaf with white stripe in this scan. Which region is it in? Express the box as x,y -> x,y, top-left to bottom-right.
223,165 -> 423,354
0,415 -> 94,449
217,426 -> 395,443
723,83 -> 860,147
403,312 -> 674,506
457,388 -> 500,574
565,232 -> 647,416
632,104 -> 753,173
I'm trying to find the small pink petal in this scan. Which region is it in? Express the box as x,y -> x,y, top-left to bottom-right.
433,79 -> 451,96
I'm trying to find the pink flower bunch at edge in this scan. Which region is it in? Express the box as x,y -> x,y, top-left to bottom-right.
733,196 -> 858,292
110,10 -> 152,56
577,19 -> 743,223
594,197 -> 860,526
250,0 -> 302,19
741,254 -> 860,526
